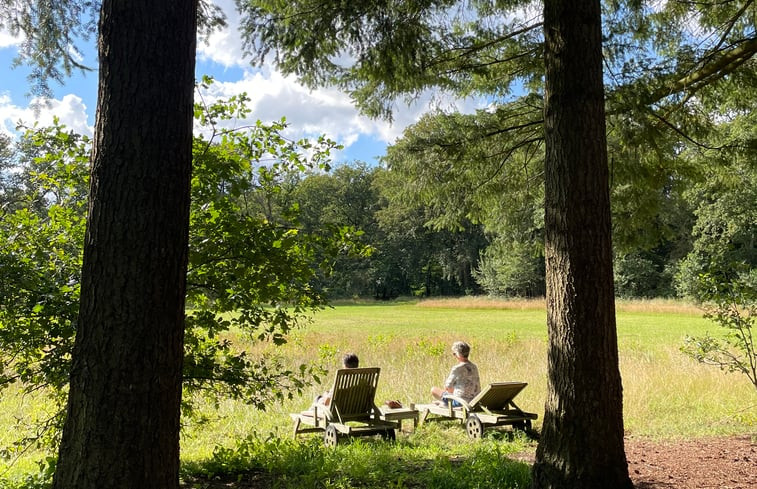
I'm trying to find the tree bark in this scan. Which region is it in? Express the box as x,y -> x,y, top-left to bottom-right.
53,1 -> 198,488
532,1 -> 632,488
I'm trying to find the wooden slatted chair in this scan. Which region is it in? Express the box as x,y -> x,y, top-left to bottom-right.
290,367 -> 398,446
417,381 -> 538,439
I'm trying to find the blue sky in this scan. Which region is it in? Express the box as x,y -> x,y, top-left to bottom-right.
0,0 -> 480,165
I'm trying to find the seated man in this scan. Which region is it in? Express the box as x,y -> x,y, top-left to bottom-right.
431,341 -> 480,407
314,352 -> 359,407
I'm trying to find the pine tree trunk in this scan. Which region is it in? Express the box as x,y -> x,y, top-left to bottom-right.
53,1 -> 197,488
532,0 -> 633,487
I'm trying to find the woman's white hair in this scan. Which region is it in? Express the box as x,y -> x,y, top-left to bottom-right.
451,341 -> 471,358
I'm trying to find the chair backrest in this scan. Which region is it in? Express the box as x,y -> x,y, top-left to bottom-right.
469,382 -> 528,410
329,367 -> 381,422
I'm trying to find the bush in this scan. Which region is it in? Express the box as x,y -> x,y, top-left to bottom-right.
681,270 -> 757,392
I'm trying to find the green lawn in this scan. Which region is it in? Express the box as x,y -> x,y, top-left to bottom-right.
1,299 -> 755,488
178,299 -> 754,458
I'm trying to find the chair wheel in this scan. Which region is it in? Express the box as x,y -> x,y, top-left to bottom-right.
324,425 -> 339,447
466,414 -> 484,439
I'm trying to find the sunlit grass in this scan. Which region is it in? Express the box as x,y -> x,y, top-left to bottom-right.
2,298 -> 755,486
182,425 -> 534,489
0,386 -> 59,483
415,296 -> 546,310
179,299 -> 753,455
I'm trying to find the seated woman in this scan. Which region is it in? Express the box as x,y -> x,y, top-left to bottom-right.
431,341 -> 480,407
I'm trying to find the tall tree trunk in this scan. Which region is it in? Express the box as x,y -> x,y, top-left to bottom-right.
532,1 -> 632,488
53,1 -> 198,488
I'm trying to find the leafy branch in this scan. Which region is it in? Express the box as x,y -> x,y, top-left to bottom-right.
682,272 -> 757,391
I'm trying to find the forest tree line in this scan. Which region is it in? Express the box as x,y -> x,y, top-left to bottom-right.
298,119 -> 755,302
1,91 -> 755,304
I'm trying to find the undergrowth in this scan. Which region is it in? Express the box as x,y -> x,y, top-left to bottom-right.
180,427 -> 534,489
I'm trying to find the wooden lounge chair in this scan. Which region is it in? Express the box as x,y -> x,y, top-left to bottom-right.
290,367 -> 399,446
417,381 -> 538,439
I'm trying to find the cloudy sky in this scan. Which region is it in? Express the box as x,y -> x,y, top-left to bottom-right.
0,0 -> 481,164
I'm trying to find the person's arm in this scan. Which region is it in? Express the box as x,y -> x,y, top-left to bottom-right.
317,390 -> 332,406
444,366 -> 458,393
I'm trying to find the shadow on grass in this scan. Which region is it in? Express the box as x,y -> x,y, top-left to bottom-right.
181,430 -> 535,489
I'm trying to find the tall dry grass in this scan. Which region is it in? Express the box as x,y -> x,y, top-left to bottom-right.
2,298 -> 754,477
416,296 -> 702,315
416,296 -> 546,310
179,299 -> 755,462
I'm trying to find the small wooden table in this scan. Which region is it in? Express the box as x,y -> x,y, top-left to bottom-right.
378,406 -> 419,432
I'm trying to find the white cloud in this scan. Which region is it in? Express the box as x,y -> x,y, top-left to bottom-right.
195,1 -> 486,160
0,29 -> 22,49
0,93 -> 93,137
195,67 -> 486,163
195,70 -> 401,158
198,0 -> 248,68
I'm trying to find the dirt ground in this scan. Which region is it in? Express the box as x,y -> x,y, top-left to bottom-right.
183,435 -> 756,488
625,434 -> 756,489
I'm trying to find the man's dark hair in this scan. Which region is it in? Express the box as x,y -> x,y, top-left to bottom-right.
342,352 -> 359,368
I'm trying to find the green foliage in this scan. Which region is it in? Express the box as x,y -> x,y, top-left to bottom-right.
412,338 -> 447,357
675,158 -> 756,301
379,103 -> 546,298
676,127 -> 755,389
603,0 -> 757,106
374,165 -> 488,297
474,238 -> 544,298
290,163 -> 379,297
614,250 -> 675,299
382,100 -> 545,233
239,0 -> 757,303
238,0 -> 543,119
0,460 -> 54,489
183,430 -> 533,489
288,163 -> 486,299
0,84 -> 354,456
0,1 -> 227,98
184,85 -> 347,408
0,1 -> 98,97
0,121 -> 88,457
682,272 -> 757,391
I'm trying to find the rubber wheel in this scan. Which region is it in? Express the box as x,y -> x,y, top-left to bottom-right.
324,425 -> 339,447
381,428 -> 396,441
466,414 -> 484,439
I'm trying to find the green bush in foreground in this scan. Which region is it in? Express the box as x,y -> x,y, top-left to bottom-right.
181,429 -> 533,489
0,457 -> 54,489
682,271 -> 757,392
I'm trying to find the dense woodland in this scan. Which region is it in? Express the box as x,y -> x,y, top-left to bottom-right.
3,103 -> 754,304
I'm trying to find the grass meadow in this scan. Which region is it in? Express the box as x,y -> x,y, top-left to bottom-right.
1,298 -> 755,488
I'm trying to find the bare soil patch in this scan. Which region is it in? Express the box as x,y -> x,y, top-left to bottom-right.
626,434 -> 756,489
